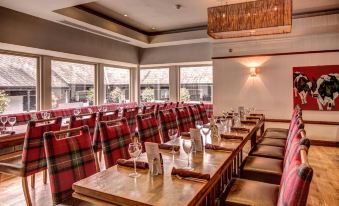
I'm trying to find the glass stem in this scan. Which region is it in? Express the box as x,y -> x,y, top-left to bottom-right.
187,155 -> 190,167
134,158 -> 137,174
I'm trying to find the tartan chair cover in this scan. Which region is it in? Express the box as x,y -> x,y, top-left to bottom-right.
43,126 -> 98,205
51,108 -> 74,118
175,107 -> 194,133
277,147 -> 313,206
122,107 -> 139,133
188,105 -> 202,126
196,104 -> 209,124
204,103 -> 214,118
159,109 -> 178,143
69,113 -> 97,137
136,113 -> 162,151
99,118 -> 132,168
142,105 -> 155,114
93,110 -> 119,152
21,117 -> 62,177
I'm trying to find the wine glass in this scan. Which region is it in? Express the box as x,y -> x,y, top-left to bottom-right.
88,108 -> 93,114
195,120 -> 203,130
1,116 -> 7,132
168,128 -> 178,154
128,142 -> 142,178
182,139 -> 193,171
73,108 -> 80,116
102,106 -> 107,112
42,112 -> 50,120
8,117 -> 16,131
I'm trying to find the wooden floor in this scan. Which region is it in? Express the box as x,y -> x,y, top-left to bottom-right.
0,146 -> 338,206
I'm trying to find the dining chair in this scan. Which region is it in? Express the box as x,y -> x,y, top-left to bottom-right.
136,113 -> 162,151
69,113 -> 97,138
122,107 -> 139,134
159,109 -> 178,143
0,117 -> 62,206
98,118 -> 133,168
196,103 -> 209,124
142,105 -> 155,114
188,105 -> 202,126
175,107 -> 194,134
43,126 -> 99,205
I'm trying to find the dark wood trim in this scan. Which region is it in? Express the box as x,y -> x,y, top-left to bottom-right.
265,118 -> 339,126
310,140 -> 339,147
293,8 -> 339,19
212,50 -> 339,60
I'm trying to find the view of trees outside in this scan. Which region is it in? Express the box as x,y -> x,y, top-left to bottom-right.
51,60 -> 95,109
140,68 -> 169,102
0,53 -> 37,114
180,66 -> 213,102
104,66 -> 130,103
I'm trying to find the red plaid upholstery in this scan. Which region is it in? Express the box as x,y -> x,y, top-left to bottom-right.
99,118 -> 132,168
136,113 -> 162,151
196,104 -> 209,124
122,107 -> 139,133
51,108 -> 74,118
80,106 -> 98,113
21,117 -> 62,177
92,110 -> 119,152
204,103 -> 213,118
43,126 -> 98,205
188,105 -> 201,126
278,147 -> 313,206
69,113 -> 97,137
159,109 -> 178,143
142,105 -> 155,114
175,107 -> 194,133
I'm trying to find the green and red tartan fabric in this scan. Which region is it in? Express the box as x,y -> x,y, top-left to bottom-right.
122,107 -> 139,133
188,105 -> 202,126
69,113 -> 97,137
136,113 -> 162,151
175,107 -> 194,133
277,147 -> 313,206
92,110 -> 119,152
196,104 -> 209,124
43,126 -> 97,205
21,117 -> 62,177
142,105 -> 155,114
99,118 -> 132,168
159,109 -> 178,143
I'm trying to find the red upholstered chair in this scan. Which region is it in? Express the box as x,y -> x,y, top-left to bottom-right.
136,113 -> 162,151
69,113 -> 97,138
159,109 -> 178,143
196,103 -> 209,124
43,126 -> 99,205
175,107 -> 194,134
0,117 -> 62,205
98,118 -> 133,169
142,105 -> 155,114
122,107 -> 139,133
188,105 -> 202,126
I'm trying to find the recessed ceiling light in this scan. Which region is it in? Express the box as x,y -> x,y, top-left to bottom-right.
124,14 -> 128,17
151,27 -> 156,30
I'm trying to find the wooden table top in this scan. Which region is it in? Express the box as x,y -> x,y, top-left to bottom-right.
72,118 -> 263,206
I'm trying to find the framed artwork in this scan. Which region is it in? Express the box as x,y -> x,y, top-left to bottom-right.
293,65 -> 339,111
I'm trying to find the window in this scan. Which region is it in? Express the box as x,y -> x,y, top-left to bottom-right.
51,60 -> 95,109
140,68 -> 169,102
180,66 -> 213,102
104,66 -> 130,103
0,53 -> 38,114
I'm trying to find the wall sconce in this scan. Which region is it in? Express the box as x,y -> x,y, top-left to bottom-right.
250,67 -> 257,77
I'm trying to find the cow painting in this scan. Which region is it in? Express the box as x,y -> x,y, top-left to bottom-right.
311,73 -> 339,111
293,72 -> 312,104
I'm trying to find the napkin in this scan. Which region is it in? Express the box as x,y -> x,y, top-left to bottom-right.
205,144 -> 233,152
116,159 -> 149,169
171,167 -> 210,181
158,144 -> 180,151
220,134 -> 243,140
231,127 -> 250,133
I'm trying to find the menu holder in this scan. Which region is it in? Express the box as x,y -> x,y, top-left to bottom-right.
145,142 -> 163,175
231,127 -> 250,133
220,134 -> 243,140
190,128 -> 203,152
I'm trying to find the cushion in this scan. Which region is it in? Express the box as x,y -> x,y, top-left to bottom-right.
250,145 -> 285,160
224,178 -> 279,206
257,137 -> 286,147
159,109 -> 178,143
241,156 -> 283,184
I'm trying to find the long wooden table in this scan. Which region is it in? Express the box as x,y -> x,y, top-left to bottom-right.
72,117 -> 264,206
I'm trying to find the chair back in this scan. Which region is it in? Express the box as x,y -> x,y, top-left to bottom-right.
99,118 -> 132,168
136,113 -> 162,151
159,109 -> 178,143
43,126 -> 98,205
21,117 -> 62,177
175,107 -> 194,133
69,113 -> 97,137
196,103 -> 209,124
92,110 -> 119,152
142,105 -> 155,114
122,107 -> 139,133
278,146 -> 313,206
284,129 -> 310,169
188,105 -> 202,126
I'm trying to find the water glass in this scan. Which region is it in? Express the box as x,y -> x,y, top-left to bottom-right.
73,108 -> 81,116
42,112 -> 50,120
128,142 -> 142,178
168,128 -> 179,154
182,139 -> 193,171
195,120 -> 203,130
88,108 -> 93,114
8,117 -> 16,131
1,116 -> 7,131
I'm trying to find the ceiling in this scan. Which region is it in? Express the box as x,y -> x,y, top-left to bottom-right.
1,0 -> 339,48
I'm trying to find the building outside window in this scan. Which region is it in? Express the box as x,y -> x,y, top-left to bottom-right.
104,66 -> 130,103
0,53 -> 37,114
140,68 -> 169,102
51,60 -> 95,109
180,66 -> 213,102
